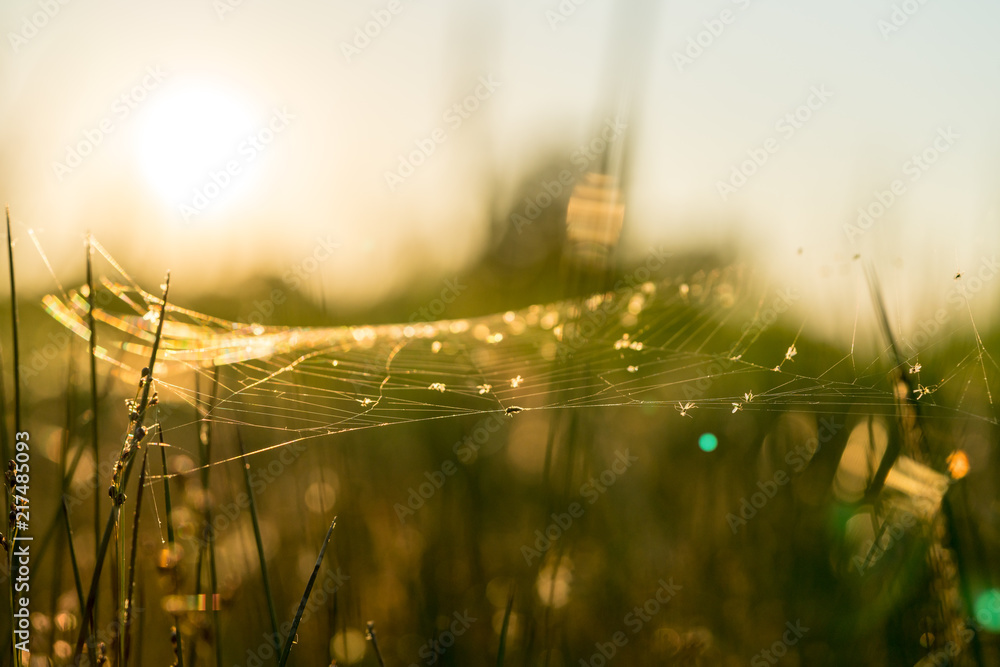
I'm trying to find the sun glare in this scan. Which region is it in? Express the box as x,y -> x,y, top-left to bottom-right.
136,82 -> 257,213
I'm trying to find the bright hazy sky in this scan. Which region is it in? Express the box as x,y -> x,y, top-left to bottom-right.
2,0 -> 999,332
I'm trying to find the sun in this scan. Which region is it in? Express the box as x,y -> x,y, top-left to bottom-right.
136,81 -> 257,212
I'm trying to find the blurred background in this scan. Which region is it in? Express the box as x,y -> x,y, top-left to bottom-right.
3,1 -> 1000,666
2,0 -> 1000,329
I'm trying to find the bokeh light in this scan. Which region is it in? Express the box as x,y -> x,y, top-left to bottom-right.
974,589 -> 1000,632
698,432 -> 718,452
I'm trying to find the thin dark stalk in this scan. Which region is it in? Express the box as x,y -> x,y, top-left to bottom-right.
49,349 -> 74,656
158,424 -> 184,667
62,499 -> 96,667
366,621 -> 386,667
496,586 -> 515,667
136,581 -> 146,666
188,542 -> 204,667
32,379 -> 117,579
73,273 -> 170,662
5,206 -> 20,439
237,430 -> 281,652
0,342 -> 9,486
123,449 -> 149,666
61,502 -> 87,616
112,522 -> 122,667
188,368 -> 220,667
73,495 -> 118,661
278,519 -> 337,667
187,371 -> 213,667
33,440 -> 87,566
5,206 -> 21,667
158,426 -> 175,544
33,369 -> 115,569
209,530 -> 223,667
205,371 -> 222,667
86,236 -> 100,573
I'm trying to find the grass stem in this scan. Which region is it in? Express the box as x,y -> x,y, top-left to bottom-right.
238,430 -> 281,653
72,272 -> 170,662
278,519 -> 337,667
123,448 -> 149,666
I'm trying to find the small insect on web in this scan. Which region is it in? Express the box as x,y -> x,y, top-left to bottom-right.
676,402 -> 696,418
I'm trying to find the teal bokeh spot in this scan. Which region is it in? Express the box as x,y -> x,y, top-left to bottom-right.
698,433 -> 718,452
974,589 -> 1000,631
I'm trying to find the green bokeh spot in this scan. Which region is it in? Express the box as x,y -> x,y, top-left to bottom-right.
698,432 -> 718,453
975,589 -> 1000,631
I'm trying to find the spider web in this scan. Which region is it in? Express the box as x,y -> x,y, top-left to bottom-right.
40,239 -> 998,476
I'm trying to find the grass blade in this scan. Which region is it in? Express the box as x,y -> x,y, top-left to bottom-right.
158,426 -> 175,544
5,206 -> 23,667
158,424 -> 184,667
123,448 -> 149,666
366,621 -> 387,667
237,430 -> 281,653
188,369 -> 220,666
278,519 -> 337,667
496,586 -> 515,667
0,340 -> 9,491
49,356 -> 74,654
73,272 -> 170,661
73,492 -> 119,660
61,501 -> 87,623
61,499 -> 96,667
205,373 -> 222,667
85,236 -> 101,572
209,530 -> 223,667
5,207 -> 21,440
